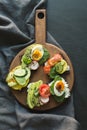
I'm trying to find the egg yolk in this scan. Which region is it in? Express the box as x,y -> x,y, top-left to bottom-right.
56,81 -> 64,92
32,49 -> 42,61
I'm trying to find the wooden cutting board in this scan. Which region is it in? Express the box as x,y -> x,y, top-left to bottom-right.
9,9 -> 74,111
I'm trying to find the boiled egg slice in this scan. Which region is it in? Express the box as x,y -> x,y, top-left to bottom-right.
54,78 -> 68,96
31,44 -> 44,61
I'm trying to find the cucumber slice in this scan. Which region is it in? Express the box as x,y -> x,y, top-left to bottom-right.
25,68 -> 31,80
14,76 -> 26,86
14,68 -> 26,77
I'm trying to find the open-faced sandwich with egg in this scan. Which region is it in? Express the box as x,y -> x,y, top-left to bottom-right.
21,44 -> 50,69
49,75 -> 70,102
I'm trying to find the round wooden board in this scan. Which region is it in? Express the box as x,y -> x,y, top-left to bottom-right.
10,43 -> 74,111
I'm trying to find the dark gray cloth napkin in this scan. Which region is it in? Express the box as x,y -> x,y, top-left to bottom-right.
0,0 -> 80,129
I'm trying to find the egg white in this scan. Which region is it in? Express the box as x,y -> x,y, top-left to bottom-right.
54,78 -> 69,97
31,45 -> 44,59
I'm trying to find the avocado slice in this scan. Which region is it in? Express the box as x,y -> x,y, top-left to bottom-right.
27,80 -> 43,109
55,62 -> 63,74
27,90 -> 35,109
55,59 -> 68,74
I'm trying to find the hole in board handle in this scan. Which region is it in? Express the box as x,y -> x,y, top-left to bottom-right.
38,12 -> 44,19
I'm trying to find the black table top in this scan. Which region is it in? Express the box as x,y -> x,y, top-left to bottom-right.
47,0 -> 87,130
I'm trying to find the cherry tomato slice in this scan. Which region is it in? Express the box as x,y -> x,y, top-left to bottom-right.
43,65 -> 51,74
48,54 -> 62,67
39,84 -> 50,98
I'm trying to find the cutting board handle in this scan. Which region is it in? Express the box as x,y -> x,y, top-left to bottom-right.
35,9 -> 46,44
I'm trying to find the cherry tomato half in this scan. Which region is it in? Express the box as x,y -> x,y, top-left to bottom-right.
39,84 -> 51,98
43,65 -> 51,74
